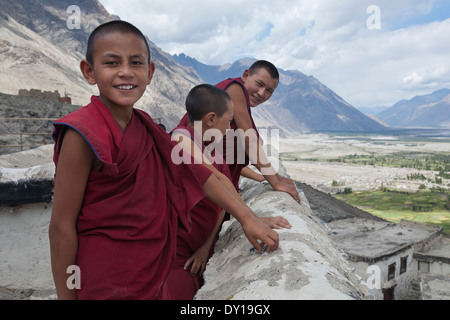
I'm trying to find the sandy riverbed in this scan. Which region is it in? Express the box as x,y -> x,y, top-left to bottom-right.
284,160 -> 441,194
278,133 -> 450,193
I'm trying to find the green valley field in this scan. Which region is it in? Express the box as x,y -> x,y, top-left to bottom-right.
280,130 -> 450,233
335,189 -> 450,233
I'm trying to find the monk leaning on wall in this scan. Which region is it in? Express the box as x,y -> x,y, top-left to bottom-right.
163,84 -> 291,300
48,20 -> 279,300
178,60 -> 301,205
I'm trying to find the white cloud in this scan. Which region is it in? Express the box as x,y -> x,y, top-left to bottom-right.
99,0 -> 450,108
403,66 -> 450,90
299,17 -> 450,107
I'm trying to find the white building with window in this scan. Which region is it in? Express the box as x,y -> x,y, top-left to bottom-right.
413,236 -> 450,300
327,218 -> 442,300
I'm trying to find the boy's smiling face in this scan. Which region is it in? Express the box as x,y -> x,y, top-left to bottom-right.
81,31 -> 154,111
242,68 -> 278,107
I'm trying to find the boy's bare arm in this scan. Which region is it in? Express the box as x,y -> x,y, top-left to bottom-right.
184,209 -> 226,276
173,133 -> 291,229
173,132 -> 246,205
241,166 -> 265,182
49,128 -> 94,300
202,174 -> 279,253
226,85 -> 301,203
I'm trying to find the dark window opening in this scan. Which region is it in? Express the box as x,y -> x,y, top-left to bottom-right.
400,256 -> 408,274
388,263 -> 396,280
383,287 -> 395,300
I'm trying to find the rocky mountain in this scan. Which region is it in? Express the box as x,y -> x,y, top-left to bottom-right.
174,54 -> 388,135
0,0 -> 201,131
377,88 -> 450,129
1,0 -> 387,147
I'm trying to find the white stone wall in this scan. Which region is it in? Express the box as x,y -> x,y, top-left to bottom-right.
0,146 -> 55,291
412,258 -> 450,278
195,178 -> 370,300
350,247 -> 413,300
0,202 -> 53,290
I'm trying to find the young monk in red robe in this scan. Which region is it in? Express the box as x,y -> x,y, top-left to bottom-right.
49,21 -> 279,300
163,84 -> 232,300
177,61 -> 301,204
164,84 -> 291,299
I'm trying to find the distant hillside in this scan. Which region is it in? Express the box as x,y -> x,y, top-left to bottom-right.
174,54 -> 388,135
0,0 -> 202,131
1,0 -> 387,141
378,88 -> 450,129
358,105 -> 390,116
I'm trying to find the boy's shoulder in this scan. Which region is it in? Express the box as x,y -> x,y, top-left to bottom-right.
55,96 -> 103,124
216,77 -> 244,90
52,96 -> 118,167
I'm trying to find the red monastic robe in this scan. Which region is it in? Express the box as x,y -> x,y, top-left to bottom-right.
162,125 -> 231,300
177,78 -> 260,192
52,96 -> 212,300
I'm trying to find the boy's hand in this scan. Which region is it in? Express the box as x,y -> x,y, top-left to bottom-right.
184,246 -> 210,277
264,174 -> 301,204
241,215 -> 279,253
279,176 -> 296,186
273,180 -> 301,204
259,216 -> 292,230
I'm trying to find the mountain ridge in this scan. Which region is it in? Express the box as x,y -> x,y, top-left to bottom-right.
0,0 -> 423,138
174,53 -> 388,134
378,88 -> 450,128
0,0 -> 202,131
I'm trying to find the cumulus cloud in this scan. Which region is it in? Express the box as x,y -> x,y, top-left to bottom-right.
100,0 -> 450,108
403,67 -> 450,90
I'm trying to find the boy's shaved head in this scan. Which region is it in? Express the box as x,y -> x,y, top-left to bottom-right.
249,60 -> 279,81
86,20 -> 151,65
186,84 -> 231,123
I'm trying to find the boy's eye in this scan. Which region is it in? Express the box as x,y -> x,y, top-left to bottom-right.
257,81 -> 266,88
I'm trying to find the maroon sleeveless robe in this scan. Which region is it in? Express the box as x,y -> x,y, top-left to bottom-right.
52,96 -> 212,300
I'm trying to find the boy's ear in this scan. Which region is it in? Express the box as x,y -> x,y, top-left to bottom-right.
147,62 -> 155,85
80,60 -> 97,85
242,69 -> 250,82
204,112 -> 216,127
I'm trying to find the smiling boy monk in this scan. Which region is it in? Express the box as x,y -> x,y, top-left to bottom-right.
49,21 -> 279,300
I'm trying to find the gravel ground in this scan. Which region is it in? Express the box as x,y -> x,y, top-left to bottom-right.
0,287 -> 56,300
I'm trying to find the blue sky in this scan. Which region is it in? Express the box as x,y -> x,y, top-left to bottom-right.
99,0 -> 450,109
387,1 -> 450,29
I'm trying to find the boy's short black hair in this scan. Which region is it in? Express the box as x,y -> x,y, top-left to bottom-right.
86,20 -> 151,65
249,60 -> 279,80
186,84 -> 231,123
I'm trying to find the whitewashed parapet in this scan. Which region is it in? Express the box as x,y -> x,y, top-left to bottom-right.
0,145 -> 54,206
0,146 -> 55,292
196,173 -> 370,300
1,146 -> 370,299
